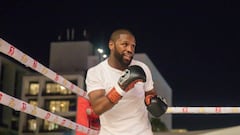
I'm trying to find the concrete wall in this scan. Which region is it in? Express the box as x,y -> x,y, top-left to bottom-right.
49,41 -> 94,73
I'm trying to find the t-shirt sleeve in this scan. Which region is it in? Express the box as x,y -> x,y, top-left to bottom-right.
142,63 -> 154,92
85,67 -> 104,95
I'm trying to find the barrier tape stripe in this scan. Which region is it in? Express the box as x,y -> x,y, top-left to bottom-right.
1,90 -> 240,115
0,91 -> 98,135
0,38 -> 87,98
166,107 -> 240,114
0,38 -> 97,134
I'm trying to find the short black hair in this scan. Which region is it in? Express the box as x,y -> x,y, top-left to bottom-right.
109,29 -> 135,42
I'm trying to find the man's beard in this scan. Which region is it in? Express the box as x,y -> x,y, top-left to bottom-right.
114,50 -> 132,67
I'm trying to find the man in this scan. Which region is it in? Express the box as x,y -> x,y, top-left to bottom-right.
85,29 -> 167,135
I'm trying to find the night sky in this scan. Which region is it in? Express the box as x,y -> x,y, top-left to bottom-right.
1,0 -> 240,131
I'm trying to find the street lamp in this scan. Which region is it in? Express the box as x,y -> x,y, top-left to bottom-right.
102,54 -> 107,59
97,48 -> 105,62
97,48 -> 104,54
96,47 -> 108,62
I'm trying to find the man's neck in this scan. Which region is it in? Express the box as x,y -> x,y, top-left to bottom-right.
107,57 -> 127,71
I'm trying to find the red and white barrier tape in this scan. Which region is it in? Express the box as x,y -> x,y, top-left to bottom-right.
0,91 -> 99,135
0,38 -> 98,134
0,38 -> 87,98
167,107 -> 240,114
1,89 -> 240,116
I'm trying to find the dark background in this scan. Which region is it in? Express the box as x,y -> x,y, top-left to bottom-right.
1,0 -> 240,131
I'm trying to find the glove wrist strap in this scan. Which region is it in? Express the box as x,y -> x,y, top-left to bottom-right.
106,83 -> 125,104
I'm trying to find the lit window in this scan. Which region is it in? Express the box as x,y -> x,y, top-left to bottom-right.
49,100 -> 70,113
43,120 -> 59,131
29,100 -> 38,106
45,82 -> 72,95
29,82 -> 39,95
28,119 -> 37,131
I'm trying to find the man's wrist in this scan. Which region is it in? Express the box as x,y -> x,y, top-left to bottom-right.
114,83 -> 126,96
106,83 -> 125,104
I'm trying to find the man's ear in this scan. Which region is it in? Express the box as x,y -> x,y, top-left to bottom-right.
109,41 -> 114,50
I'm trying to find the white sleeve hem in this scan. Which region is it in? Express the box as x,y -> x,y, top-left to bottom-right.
114,83 -> 126,96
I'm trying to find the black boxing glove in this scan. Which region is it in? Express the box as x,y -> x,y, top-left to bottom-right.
145,94 -> 168,117
107,65 -> 146,104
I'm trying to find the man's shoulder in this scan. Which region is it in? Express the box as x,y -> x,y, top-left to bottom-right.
88,59 -> 106,71
131,59 -> 148,67
131,59 -> 151,74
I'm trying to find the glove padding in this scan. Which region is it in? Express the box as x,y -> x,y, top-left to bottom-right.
145,95 -> 168,117
107,65 -> 146,104
118,65 -> 146,91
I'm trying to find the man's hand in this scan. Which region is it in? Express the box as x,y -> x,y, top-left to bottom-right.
145,95 -> 168,117
107,65 -> 146,104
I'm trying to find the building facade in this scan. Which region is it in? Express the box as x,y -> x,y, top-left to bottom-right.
18,74 -> 84,135
0,55 -> 32,135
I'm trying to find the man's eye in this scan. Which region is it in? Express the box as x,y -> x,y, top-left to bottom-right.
122,43 -> 128,46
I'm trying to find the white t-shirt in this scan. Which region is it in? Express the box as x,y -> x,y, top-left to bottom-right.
86,59 -> 154,135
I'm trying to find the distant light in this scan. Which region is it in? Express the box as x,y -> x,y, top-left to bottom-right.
97,48 -> 104,54
102,54 -> 107,58
60,86 -> 66,90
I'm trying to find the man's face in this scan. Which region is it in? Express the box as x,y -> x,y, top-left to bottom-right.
112,34 -> 136,67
